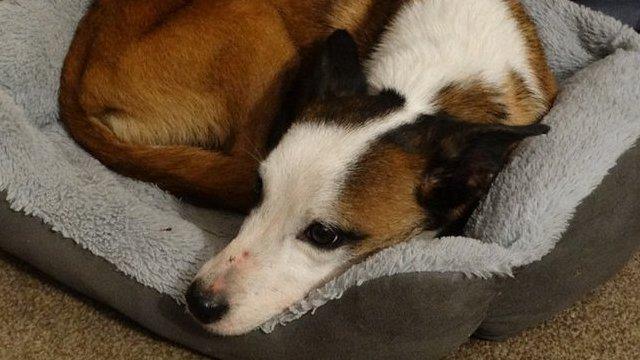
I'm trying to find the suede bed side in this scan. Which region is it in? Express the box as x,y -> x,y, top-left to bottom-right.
476,141 -> 640,340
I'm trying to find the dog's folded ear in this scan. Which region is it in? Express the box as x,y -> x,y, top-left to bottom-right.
268,30 -> 370,150
300,29 -> 367,102
416,116 -> 550,233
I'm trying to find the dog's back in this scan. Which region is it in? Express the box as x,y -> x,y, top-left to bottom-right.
59,0 -> 400,211
60,1 -> 295,211
368,0 -> 557,125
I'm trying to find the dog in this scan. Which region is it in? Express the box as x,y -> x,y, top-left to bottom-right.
60,0 -> 556,335
185,0 -> 557,335
58,0 -> 403,212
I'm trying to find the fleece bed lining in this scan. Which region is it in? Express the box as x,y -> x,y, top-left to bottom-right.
0,0 -> 639,333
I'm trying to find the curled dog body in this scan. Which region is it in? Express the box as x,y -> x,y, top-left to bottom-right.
187,0 -> 557,335
59,0 -> 399,212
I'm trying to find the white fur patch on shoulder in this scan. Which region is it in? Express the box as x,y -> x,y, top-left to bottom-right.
366,0 -> 536,112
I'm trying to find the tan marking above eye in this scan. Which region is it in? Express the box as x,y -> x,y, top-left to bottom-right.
338,143 -> 427,257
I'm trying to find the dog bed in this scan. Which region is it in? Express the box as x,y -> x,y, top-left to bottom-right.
1,0 -> 639,359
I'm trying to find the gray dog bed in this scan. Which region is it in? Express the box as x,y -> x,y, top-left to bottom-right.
1,0 -> 640,359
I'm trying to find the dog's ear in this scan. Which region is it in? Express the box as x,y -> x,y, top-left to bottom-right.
301,30 -> 367,102
268,30 -> 367,149
418,117 -> 549,233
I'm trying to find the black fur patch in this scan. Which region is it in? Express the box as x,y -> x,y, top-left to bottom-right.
295,30 -> 405,126
303,88 -> 405,127
272,29 -> 406,140
382,114 -> 549,234
301,29 -> 369,103
267,30 -> 389,149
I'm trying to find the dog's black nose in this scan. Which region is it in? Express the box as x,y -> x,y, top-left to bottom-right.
185,281 -> 229,324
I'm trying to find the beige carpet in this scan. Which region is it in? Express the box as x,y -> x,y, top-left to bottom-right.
0,251 -> 638,360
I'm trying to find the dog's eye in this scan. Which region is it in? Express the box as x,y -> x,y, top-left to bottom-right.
303,222 -> 343,247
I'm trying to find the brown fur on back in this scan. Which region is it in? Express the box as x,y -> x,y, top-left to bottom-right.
59,0 -> 396,211
75,0 -> 300,148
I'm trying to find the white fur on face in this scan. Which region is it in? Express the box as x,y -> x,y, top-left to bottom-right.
193,0 -> 540,335
194,112 -> 425,335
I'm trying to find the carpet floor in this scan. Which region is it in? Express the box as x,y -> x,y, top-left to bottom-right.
0,250 -> 638,360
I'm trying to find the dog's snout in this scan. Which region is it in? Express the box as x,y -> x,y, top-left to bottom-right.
186,281 -> 229,324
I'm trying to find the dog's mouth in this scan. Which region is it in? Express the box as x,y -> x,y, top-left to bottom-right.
184,278 -> 305,335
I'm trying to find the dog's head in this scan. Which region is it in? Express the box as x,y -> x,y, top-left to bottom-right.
187,31 -> 549,335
